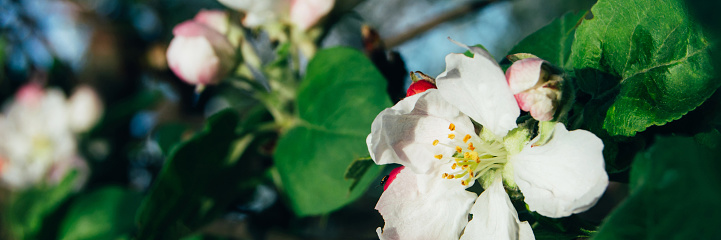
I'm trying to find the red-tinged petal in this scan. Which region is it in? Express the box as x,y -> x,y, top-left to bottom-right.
383,166 -> 404,191
406,80 -> 437,97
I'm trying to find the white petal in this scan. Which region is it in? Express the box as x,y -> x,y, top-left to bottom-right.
436,52 -> 519,139
290,0 -> 334,30
376,168 -> 476,240
461,177 -> 534,240
511,123 -> 607,218
505,58 -> 545,94
367,90 -> 475,174
376,227 -> 387,240
518,222 -> 535,240
67,86 -> 103,133
217,0 -> 254,11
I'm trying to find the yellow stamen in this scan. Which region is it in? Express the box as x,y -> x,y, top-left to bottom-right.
468,151 -> 479,161
463,134 -> 472,143
461,180 -> 467,186
434,154 -> 443,159
448,134 -> 456,139
433,139 -> 439,146
470,172 -> 475,178
451,163 -> 457,169
468,142 -> 475,151
442,173 -> 449,178
449,123 -> 456,131
448,174 -> 455,179
455,146 -> 462,153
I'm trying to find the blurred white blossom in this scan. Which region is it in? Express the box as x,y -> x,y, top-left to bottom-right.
217,0 -> 334,31
0,83 -> 101,189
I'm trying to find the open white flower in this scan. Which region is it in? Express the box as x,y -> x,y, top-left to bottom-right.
0,84 -> 99,189
367,42 -> 608,239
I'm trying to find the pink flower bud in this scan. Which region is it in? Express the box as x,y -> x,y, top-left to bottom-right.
15,83 -> 45,106
290,0 -> 334,30
406,80 -> 437,97
383,166 -> 404,191
167,19 -> 236,86
505,58 -> 563,121
193,10 -> 230,34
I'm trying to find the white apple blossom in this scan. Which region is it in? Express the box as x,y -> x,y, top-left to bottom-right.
0,84 -> 100,189
217,0 -> 334,31
367,42 -> 608,239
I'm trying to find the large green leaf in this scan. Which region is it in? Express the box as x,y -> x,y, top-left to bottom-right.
153,122 -> 192,155
509,11 -> 587,69
274,47 -> 391,216
58,186 -> 141,240
571,0 -> 718,136
593,136 -> 721,239
136,110 -> 259,240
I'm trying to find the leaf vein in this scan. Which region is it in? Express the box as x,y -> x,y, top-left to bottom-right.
621,45 -> 708,84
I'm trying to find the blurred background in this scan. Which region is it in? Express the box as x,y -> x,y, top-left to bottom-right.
0,0 -> 597,239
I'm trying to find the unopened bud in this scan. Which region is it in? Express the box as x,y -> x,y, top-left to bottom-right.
167,15 -> 237,87
15,83 -> 45,106
505,57 -> 566,121
406,71 -> 437,97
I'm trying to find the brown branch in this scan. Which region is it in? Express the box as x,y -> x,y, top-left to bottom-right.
383,0 -> 500,48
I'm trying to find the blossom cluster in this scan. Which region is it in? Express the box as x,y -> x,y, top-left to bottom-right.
0,83 -> 103,189
367,42 -> 608,239
165,0 -> 334,89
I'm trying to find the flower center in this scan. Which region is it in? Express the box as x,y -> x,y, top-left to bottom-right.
31,134 -> 54,164
433,123 -> 508,186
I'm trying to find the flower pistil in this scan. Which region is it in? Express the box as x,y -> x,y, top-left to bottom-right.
433,123 -> 508,186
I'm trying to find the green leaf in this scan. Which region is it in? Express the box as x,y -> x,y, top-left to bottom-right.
593,136 -> 721,239
509,11 -> 587,69
136,110 -> 259,240
153,123 -> 192,155
274,47 -> 391,216
5,172 -> 79,240
694,128 -> 721,149
463,44 -> 493,58
344,157 -> 376,192
58,186 -> 141,240
571,0 -> 719,136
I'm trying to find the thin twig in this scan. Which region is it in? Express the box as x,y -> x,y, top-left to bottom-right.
383,0 -> 500,48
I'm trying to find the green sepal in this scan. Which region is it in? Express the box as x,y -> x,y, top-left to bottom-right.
534,121 -> 557,147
